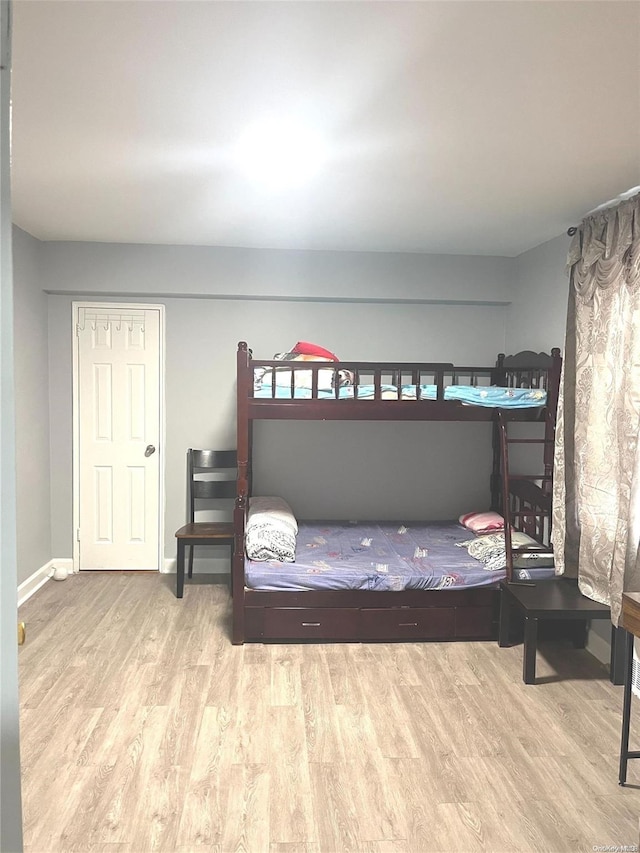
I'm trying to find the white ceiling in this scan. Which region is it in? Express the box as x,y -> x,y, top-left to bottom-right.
10,1 -> 640,257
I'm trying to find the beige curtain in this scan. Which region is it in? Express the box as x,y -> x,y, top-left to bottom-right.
552,193 -> 640,625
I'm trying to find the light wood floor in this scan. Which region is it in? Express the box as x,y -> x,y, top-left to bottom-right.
18,572 -> 639,853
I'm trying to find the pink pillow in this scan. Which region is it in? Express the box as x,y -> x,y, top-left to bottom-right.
459,511 -> 505,534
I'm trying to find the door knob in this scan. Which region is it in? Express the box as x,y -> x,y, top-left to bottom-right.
145,445 -> 156,457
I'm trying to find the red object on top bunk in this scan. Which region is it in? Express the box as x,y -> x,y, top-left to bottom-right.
291,341 -> 339,361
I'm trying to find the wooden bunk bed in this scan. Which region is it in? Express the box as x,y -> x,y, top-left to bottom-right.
232,342 -> 562,644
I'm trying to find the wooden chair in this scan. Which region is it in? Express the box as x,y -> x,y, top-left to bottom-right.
174,449 -> 237,598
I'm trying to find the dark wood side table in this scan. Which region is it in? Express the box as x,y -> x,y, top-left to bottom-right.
499,578 -> 625,685
619,592 -> 640,785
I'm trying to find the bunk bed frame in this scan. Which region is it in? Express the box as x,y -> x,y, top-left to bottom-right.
232,342 -> 562,645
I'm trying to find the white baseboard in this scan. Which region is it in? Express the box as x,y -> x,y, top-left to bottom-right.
18,559 -> 73,607
19,557 -> 226,595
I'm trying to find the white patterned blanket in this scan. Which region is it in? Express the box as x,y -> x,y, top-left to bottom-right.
245,496 -> 298,562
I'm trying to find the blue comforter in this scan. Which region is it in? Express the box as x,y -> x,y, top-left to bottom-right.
245,521 -> 555,591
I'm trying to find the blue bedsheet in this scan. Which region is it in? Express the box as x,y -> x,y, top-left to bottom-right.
244,521 -> 555,591
254,381 -> 547,407
254,383 -> 398,399
417,385 -> 547,407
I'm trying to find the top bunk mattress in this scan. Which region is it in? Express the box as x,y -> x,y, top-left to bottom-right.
244,520 -> 556,592
253,378 -> 547,409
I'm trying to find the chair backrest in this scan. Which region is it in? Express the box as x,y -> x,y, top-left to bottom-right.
188,449 -> 237,522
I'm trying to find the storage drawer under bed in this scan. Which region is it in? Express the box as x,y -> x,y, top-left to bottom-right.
245,602 -> 495,641
359,607 -> 455,640
262,607 -> 359,639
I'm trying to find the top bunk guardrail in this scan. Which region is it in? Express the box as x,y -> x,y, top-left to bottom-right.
237,343 -> 562,421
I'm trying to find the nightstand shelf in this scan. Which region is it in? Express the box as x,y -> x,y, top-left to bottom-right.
499,577 -> 625,685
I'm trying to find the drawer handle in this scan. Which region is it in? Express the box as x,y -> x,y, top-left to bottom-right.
399,622 -> 418,627
301,622 -> 321,627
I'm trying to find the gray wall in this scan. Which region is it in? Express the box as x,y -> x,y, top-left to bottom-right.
506,233 -> 569,355
13,226 -> 51,584
41,241 -> 515,566
41,241 -> 514,304
502,234 -> 570,475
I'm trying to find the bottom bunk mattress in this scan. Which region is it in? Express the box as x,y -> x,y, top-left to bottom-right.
244,520 -> 556,592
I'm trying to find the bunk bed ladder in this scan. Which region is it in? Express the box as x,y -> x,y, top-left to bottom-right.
496,409 -> 555,583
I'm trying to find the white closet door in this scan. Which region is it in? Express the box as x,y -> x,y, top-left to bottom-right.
76,306 -> 161,570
